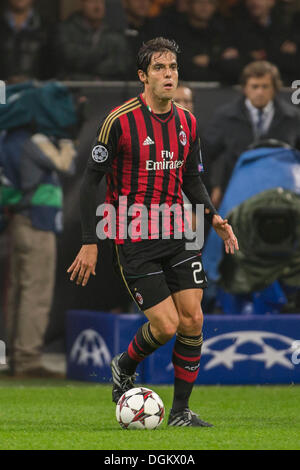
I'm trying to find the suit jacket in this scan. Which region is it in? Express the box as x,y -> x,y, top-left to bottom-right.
202,96 -> 300,190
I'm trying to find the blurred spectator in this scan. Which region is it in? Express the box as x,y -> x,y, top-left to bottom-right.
0,0 -> 56,83
57,0 -> 131,80
105,0 -> 127,30
217,0 -> 240,16
123,0 -> 163,78
149,0 -> 174,16
174,83 -> 194,112
148,0 -> 190,17
203,61 -> 300,208
233,0 -> 300,26
171,0 -> 237,82
227,0 -> 300,85
163,0 -> 189,15
123,0 -> 152,31
290,3 -> 300,46
0,83 -> 77,378
274,0 -> 300,26
147,0 -> 190,38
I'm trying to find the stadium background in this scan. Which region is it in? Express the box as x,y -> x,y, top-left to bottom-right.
0,0 -> 300,371
1,1 -> 300,451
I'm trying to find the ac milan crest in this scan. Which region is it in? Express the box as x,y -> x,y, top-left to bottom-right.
179,130 -> 187,146
135,292 -> 143,305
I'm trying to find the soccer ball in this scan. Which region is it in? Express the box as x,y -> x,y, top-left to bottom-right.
116,387 -> 165,430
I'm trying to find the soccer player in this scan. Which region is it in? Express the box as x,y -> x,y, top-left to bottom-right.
68,37 -> 238,427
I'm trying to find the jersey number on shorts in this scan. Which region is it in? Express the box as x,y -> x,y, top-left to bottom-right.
191,261 -> 203,284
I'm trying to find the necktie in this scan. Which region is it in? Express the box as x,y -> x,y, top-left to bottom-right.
256,109 -> 264,137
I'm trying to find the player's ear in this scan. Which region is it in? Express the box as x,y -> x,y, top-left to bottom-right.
138,69 -> 148,85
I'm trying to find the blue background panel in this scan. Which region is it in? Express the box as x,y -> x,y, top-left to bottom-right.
66,311 -> 300,385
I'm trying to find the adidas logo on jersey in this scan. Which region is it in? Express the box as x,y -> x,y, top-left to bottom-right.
143,136 -> 155,146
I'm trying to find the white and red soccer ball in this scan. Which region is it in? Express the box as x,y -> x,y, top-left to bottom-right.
116,387 -> 165,430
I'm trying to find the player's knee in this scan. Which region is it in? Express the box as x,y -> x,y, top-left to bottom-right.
179,305 -> 203,334
157,317 -> 179,342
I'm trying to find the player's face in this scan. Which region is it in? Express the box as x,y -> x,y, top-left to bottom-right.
141,52 -> 179,101
244,74 -> 276,109
174,86 -> 194,112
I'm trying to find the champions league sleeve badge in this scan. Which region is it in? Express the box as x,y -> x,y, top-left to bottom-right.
92,145 -> 109,163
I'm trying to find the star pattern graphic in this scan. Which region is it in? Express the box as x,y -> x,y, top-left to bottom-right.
250,344 -> 294,369
202,331 -> 296,371
204,345 -> 248,370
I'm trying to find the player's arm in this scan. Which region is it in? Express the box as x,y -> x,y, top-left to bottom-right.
67,117 -> 121,285
182,126 -> 239,254
67,167 -> 105,286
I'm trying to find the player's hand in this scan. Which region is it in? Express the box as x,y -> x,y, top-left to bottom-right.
212,215 -> 239,255
67,244 -> 98,286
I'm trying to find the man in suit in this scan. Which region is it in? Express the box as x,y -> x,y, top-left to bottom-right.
203,60 -> 300,208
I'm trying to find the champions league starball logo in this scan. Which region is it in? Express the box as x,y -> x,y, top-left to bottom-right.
70,329 -> 111,367
92,145 -> 108,163
201,331 -> 296,370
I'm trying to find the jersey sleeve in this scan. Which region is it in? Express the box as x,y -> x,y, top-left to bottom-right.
184,123 -> 204,177
87,115 -> 122,173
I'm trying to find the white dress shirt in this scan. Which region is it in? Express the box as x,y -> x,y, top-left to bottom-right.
245,99 -> 275,138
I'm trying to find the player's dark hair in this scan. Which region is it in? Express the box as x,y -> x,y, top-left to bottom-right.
137,37 -> 180,74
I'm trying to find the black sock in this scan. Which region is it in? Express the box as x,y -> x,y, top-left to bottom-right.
171,332 -> 203,413
118,322 -> 161,374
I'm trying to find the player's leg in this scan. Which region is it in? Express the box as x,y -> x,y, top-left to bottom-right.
111,241 -> 179,402
111,294 -> 179,403
168,288 -> 212,427
163,246 -> 212,426
110,245 -> 181,402
171,288 -> 203,410
118,294 -> 179,374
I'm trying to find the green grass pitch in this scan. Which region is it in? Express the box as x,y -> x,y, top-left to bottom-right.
0,379 -> 299,450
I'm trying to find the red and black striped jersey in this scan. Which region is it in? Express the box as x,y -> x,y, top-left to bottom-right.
88,94 -> 203,243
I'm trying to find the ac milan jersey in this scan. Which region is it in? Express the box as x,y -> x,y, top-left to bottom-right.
88,94 -> 203,243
